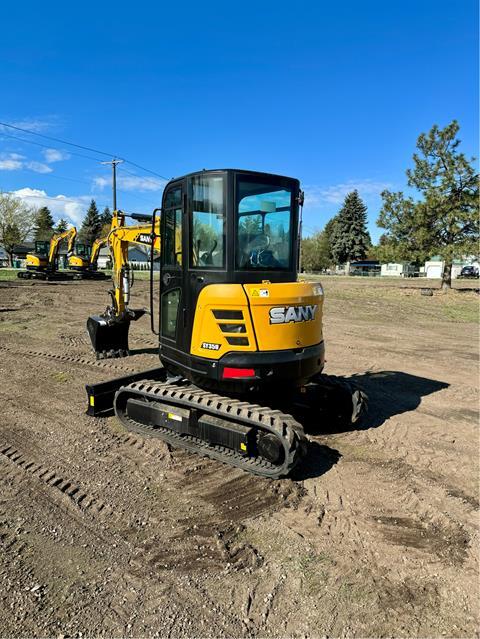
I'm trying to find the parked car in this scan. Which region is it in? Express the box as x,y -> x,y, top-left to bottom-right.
459,265 -> 479,278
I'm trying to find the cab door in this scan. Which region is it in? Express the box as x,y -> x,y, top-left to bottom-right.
160,181 -> 185,360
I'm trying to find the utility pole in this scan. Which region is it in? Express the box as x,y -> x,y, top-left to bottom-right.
101,158 -> 124,211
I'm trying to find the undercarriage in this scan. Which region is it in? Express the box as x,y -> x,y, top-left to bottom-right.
86,369 -> 367,479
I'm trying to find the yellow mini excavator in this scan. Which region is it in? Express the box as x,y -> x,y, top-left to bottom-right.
18,226 -> 77,280
86,169 -> 366,478
68,237 -> 109,279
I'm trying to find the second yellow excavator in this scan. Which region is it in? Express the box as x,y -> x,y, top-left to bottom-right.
67,237 -> 109,279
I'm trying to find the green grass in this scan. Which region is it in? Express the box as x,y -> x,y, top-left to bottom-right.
0,268 -> 21,281
321,278 -> 479,325
51,371 -> 72,383
0,268 -> 160,282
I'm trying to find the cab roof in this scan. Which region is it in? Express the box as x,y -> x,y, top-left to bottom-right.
168,168 -> 300,185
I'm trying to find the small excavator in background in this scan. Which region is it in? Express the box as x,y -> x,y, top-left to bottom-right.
68,237 -> 109,279
86,169 -> 367,478
18,226 -> 77,280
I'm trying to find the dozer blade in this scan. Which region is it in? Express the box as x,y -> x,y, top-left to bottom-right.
87,310 -> 145,359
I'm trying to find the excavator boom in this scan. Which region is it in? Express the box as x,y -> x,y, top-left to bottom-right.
48,226 -> 77,266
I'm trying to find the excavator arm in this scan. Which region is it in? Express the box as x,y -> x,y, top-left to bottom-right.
89,236 -> 108,269
87,211 -> 160,357
108,215 -> 160,315
48,226 -> 77,269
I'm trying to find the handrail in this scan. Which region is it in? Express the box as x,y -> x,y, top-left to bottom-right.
150,208 -> 161,336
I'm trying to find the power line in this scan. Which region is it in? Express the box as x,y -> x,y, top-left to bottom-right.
0,121 -> 171,181
0,142 -> 161,208
0,121 -> 114,159
0,131 -> 102,163
121,159 -> 170,182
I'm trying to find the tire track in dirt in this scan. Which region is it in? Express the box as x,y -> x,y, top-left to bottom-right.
0,433 -> 241,637
0,343 -> 138,373
0,420 -> 289,636
0,443 -> 114,518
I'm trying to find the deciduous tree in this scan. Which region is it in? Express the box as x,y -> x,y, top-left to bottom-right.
0,193 -> 35,266
301,216 -> 337,272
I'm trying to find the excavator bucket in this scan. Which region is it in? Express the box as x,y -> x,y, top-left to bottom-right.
87,315 -> 131,358
87,308 -> 145,358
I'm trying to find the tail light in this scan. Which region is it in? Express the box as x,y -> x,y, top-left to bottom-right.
222,367 -> 256,379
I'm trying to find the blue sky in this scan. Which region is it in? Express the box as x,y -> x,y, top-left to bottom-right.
0,0 -> 478,241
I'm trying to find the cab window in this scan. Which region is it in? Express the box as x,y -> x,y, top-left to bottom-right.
162,186 -> 182,268
189,175 -> 225,269
236,178 -> 292,270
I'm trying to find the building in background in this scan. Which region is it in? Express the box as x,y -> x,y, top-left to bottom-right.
380,262 -> 417,277
349,260 -> 381,276
0,246 -> 8,267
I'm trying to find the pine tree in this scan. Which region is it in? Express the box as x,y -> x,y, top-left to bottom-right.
54,218 -> 69,234
378,121 -> 479,288
34,206 -> 55,241
79,199 -> 102,245
99,206 -> 113,236
100,206 -> 112,227
330,191 -> 371,265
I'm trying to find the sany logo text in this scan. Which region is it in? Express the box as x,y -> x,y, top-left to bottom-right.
269,305 -> 317,324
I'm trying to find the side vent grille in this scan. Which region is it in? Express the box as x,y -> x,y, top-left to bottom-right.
226,337 -> 249,346
212,309 -> 250,348
212,310 -> 244,320
219,323 -> 246,334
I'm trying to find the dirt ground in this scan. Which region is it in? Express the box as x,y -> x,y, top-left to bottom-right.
0,276 -> 478,638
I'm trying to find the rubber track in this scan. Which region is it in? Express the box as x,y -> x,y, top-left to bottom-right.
115,381 -> 308,479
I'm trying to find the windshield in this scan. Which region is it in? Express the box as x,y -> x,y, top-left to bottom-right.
76,244 -> 91,258
236,177 -> 293,270
35,241 -> 50,256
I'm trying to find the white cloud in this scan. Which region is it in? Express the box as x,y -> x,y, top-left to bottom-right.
43,148 -> 70,163
25,161 -> 53,174
0,157 -> 23,170
304,179 -> 391,208
11,188 -> 90,226
0,153 -> 53,173
94,174 -> 165,192
6,118 -> 53,133
94,177 -> 109,189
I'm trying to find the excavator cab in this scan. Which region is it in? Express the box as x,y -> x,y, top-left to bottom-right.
68,243 -> 91,271
76,243 -> 91,258
158,169 -> 324,391
25,240 -> 50,270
